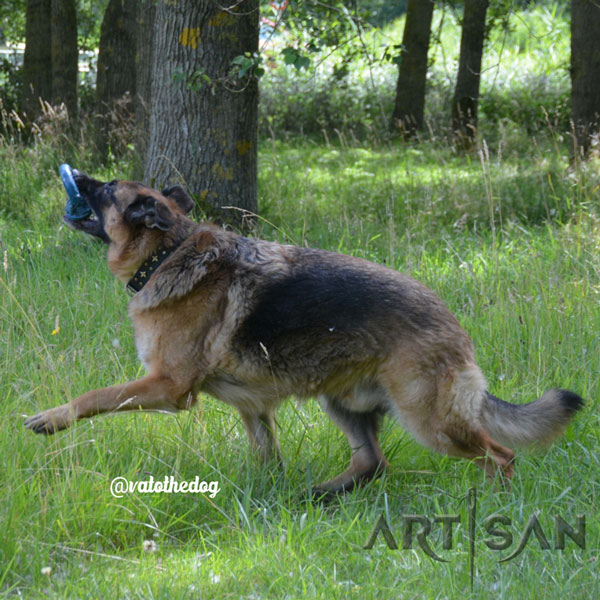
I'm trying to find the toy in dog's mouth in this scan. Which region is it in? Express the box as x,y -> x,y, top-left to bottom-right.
60,164 -> 108,242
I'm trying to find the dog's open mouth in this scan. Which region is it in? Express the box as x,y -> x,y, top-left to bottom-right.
62,168 -> 110,243
63,210 -> 109,243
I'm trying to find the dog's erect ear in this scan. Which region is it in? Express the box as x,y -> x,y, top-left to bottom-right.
125,196 -> 173,231
161,185 -> 194,214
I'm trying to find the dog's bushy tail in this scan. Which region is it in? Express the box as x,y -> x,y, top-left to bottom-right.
481,389 -> 583,448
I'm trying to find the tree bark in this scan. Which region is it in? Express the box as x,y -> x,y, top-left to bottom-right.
22,0 -> 52,121
50,0 -> 78,120
390,0 -> 435,137
451,0 -> 488,145
134,0 -> 156,178
144,0 -> 259,224
571,0 -> 600,157
95,0 -> 138,160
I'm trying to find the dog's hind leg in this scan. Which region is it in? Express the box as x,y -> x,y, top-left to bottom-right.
238,409 -> 282,465
379,364 -> 515,486
314,396 -> 389,496
390,366 -> 515,483
437,427 -> 516,484
24,374 -> 194,434
435,367 -> 516,483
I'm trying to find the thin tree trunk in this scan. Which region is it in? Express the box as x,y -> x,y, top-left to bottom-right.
50,0 -> 78,120
571,0 -> 600,157
145,0 -> 259,224
134,0 -> 156,179
96,0 -> 138,160
22,0 -> 52,121
390,0 -> 435,137
451,0 -> 489,145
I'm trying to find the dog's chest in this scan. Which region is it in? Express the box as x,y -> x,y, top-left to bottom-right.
135,326 -> 155,371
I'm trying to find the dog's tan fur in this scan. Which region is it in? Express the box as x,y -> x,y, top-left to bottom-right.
25,173 -> 583,494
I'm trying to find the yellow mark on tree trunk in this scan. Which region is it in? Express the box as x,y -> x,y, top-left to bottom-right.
235,140 -> 253,156
212,164 -> 233,181
179,27 -> 202,49
209,12 -> 235,27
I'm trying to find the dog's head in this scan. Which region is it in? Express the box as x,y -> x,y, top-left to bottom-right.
64,171 -> 195,281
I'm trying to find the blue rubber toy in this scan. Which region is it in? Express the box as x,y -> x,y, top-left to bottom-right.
60,164 -> 91,220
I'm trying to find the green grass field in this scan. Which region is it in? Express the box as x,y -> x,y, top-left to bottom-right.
0,129 -> 599,598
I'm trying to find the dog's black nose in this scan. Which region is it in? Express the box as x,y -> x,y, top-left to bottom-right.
71,170 -> 102,193
71,169 -> 84,185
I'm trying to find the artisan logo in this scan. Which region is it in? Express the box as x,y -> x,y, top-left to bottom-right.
363,489 -> 585,588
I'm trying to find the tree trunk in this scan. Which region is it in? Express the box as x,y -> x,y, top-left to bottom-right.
451,0 -> 489,145
390,0 -> 435,137
571,0 -> 600,157
144,0 -> 259,224
22,0 -> 52,121
50,0 -> 78,120
95,0 -> 138,160
134,0 -> 156,179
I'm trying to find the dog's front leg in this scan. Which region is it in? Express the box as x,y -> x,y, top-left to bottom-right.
25,374 -> 194,434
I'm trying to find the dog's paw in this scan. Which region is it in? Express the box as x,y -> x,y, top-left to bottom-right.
24,405 -> 74,434
309,486 -> 343,503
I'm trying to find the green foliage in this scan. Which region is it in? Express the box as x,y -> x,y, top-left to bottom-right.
363,0 -> 407,27
230,52 -> 265,80
271,0 -> 371,75
0,0 -> 25,44
381,43 -> 404,66
259,3 -> 572,141
281,46 -> 310,70
172,68 -> 214,92
282,0 -> 366,48
259,62 -> 395,140
0,57 -> 21,116
0,0 -> 108,48
77,0 -> 110,51
172,53 -> 265,93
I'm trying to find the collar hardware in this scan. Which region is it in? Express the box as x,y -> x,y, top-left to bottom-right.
126,247 -> 175,294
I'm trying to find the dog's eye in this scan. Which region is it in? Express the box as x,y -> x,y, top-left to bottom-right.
103,181 -> 118,203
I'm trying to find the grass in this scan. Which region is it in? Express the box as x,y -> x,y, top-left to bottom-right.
0,124 -> 599,598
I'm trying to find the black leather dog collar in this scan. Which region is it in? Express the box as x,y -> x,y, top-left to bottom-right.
126,246 -> 177,294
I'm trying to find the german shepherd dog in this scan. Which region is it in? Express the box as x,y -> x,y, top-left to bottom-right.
25,171 -> 583,493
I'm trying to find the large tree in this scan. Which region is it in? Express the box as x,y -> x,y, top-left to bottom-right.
451,0 -> 489,145
134,0 -> 156,178
571,0 -> 600,157
144,0 -> 259,223
22,0 -> 78,122
51,0 -> 78,119
95,0 -> 138,158
390,0 -> 435,137
22,0 -> 52,121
